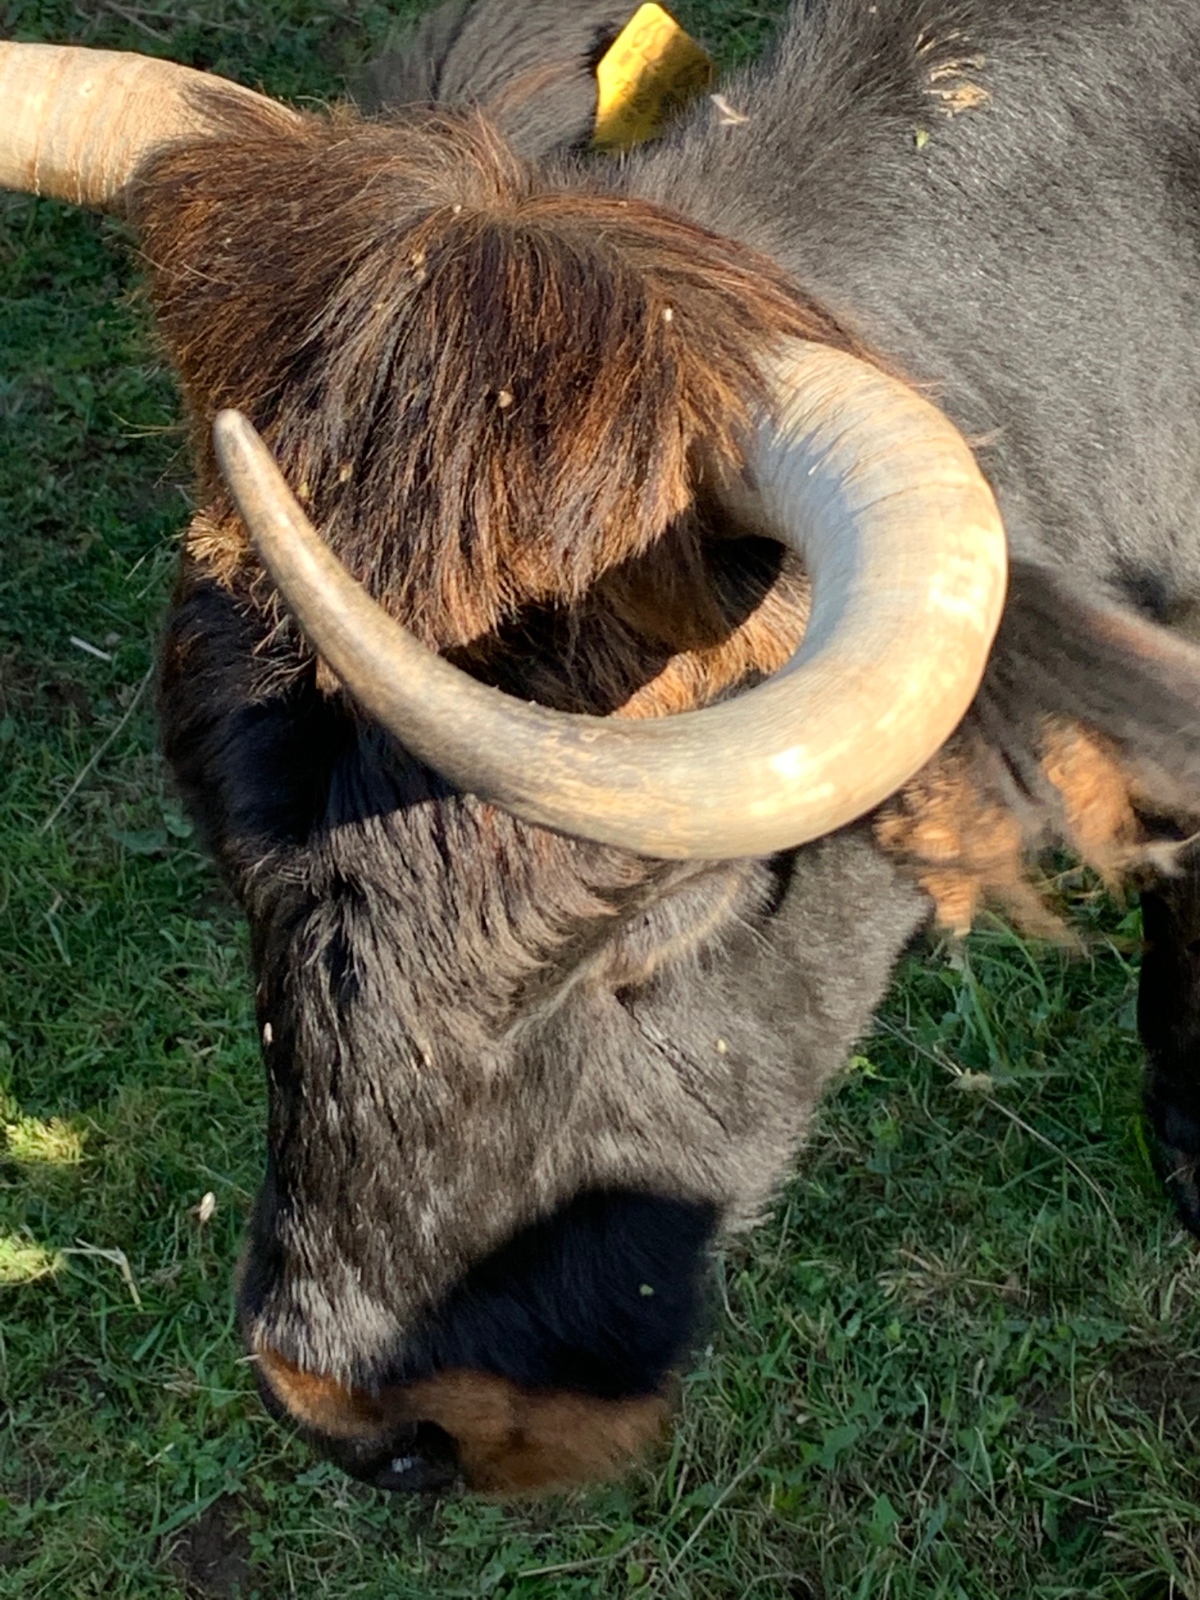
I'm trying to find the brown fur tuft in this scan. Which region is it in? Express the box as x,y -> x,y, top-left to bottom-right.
1038,719 -> 1143,878
874,740 -> 1049,935
877,717 -> 1182,934
132,95 -> 847,706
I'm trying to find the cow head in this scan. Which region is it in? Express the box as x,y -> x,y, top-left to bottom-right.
1,43 -> 1006,1492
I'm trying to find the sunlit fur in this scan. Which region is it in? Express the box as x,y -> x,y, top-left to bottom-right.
134,101 -> 850,656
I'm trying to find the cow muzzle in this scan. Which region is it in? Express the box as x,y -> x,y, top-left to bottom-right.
252,1344 -> 671,1495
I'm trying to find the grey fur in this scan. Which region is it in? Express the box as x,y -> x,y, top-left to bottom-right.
355,0 -> 630,156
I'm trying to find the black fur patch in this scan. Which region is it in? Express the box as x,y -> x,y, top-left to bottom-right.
394,1188 -> 718,1399
159,573 -> 349,860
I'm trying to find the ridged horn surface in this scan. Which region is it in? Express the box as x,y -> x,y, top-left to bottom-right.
214,339 -> 1008,860
0,42 -> 295,210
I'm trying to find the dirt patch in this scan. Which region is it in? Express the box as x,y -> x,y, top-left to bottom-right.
0,1440 -> 59,1508
0,653 -> 94,725
1109,1346 -> 1200,1427
1020,1345 -> 1200,1440
1129,1578 -> 1178,1600
167,1495 -> 252,1600
41,1360 -> 107,1405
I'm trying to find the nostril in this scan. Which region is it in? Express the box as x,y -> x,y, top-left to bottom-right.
371,1422 -> 459,1494
313,1419 -> 458,1493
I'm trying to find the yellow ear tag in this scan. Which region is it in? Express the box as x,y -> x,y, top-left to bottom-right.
594,4 -> 714,151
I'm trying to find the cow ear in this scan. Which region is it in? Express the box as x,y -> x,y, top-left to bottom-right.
877,561 -> 1200,931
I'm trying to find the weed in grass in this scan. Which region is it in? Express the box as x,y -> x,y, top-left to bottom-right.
3,1 -> 1200,1596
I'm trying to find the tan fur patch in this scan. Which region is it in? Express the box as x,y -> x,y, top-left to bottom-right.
397,1369 -> 669,1494
918,30 -> 989,117
1038,719 -> 1142,880
255,1346 -> 391,1440
874,747 -> 1049,935
606,547 -> 811,720
254,1347 -> 668,1493
928,64 -> 989,116
878,718 -> 1171,936
184,509 -> 251,591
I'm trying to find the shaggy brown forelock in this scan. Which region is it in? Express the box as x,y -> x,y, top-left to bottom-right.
131,97 -> 850,652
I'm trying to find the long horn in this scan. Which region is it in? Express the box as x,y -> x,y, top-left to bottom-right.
214,341 -> 1007,860
0,42 -> 295,211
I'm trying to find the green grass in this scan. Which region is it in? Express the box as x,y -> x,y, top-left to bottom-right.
3,2 -> 1200,1596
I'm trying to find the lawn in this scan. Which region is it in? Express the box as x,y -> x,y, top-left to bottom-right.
2,2 -> 1199,1596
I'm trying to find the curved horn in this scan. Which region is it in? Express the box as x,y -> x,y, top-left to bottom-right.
0,41 -> 296,211
215,341 -> 1007,860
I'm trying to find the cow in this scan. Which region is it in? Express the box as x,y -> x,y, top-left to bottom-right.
6,0 -> 1200,1498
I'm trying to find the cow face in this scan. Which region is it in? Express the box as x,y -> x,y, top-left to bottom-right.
129,100 -> 811,1491
222,770 -> 923,1490
160,529 -> 932,1491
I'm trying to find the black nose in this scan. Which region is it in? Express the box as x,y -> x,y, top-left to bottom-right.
326,1420 -> 460,1495
370,1422 -> 460,1493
